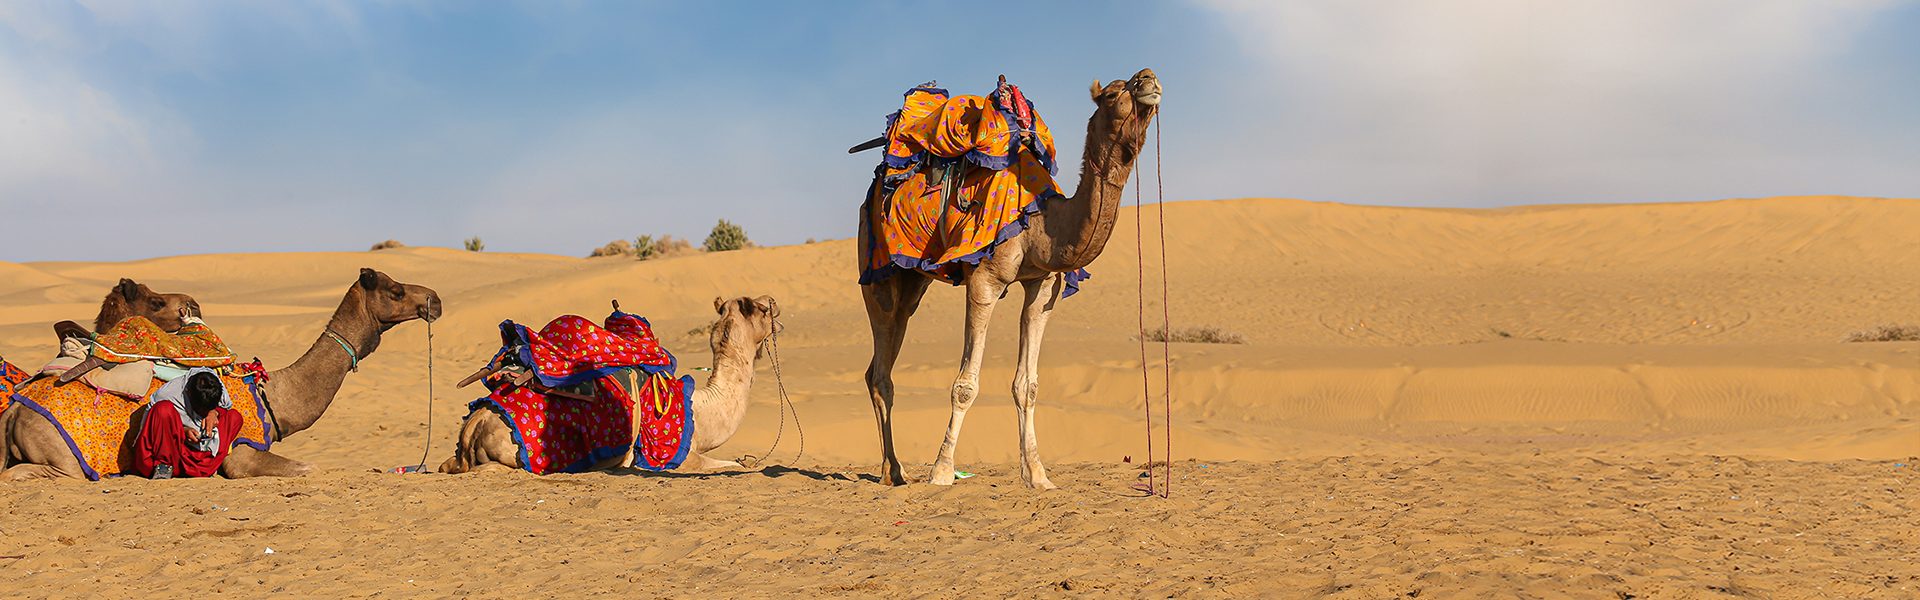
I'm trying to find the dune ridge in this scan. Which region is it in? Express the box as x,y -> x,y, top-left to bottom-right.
3,196 -> 1917,598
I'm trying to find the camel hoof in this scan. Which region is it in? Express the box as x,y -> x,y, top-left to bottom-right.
1026,478 -> 1057,490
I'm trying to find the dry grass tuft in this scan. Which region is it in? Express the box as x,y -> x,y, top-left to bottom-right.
588,240 -> 633,258
1140,326 -> 1245,345
1844,324 -> 1920,342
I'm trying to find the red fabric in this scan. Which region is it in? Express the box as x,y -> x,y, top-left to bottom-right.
0,357 -> 28,414
131,404 -> 242,478
629,373 -> 693,470
484,381 -> 636,475
473,311 -> 690,474
506,313 -> 673,385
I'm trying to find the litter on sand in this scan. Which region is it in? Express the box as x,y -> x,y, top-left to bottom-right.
954,471 -> 975,480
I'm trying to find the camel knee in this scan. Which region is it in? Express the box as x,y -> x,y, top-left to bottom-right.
1010,376 -> 1039,408
949,379 -> 979,411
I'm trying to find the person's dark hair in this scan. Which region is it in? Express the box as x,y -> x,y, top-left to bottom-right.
185,372 -> 223,418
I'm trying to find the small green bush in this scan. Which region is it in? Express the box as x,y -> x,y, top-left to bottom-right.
464,236 -> 485,252
704,219 -> 749,252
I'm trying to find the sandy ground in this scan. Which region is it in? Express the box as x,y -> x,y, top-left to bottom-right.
2,196 -> 1918,597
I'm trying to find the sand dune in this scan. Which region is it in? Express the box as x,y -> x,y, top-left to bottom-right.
3,196 -> 1917,597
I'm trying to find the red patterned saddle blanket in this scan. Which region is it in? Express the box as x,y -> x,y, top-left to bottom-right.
465,310 -> 693,474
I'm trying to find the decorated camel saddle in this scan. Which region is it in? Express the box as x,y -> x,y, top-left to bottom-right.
3,363 -> 277,481
0,303 -> 279,480
459,306 -> 695,474
853,77 -> 1089,295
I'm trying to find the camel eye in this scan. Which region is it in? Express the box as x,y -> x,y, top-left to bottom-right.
149,299 -> 166,311
390,287 -> 406,301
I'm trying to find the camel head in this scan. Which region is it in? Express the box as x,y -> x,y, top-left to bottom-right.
352,268 -> 443,331
94,278 -> 201,333
710,295 -> 780,360
1085,68 -> 1162,160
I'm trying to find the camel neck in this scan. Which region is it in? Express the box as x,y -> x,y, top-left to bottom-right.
1031,125 -> 1145,272
264,289 -> 379,438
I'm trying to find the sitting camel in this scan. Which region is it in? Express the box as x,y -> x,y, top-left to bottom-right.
0,268 -> 441,480
52,278 -> 202,341
438,295 -> 779,474
1,279 -> 204,413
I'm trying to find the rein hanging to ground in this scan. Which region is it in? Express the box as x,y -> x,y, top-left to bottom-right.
1136,117 -> 1174,499
412,319 -> 435,472
740,320 -> 804,469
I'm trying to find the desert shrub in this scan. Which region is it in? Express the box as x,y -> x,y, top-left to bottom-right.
369,240 -> 404,251
641,235 -> 695,260
704,219 -> 749,252
464,236 -> 485,252
1844,324 -> 1920,342
589,240 -> 633,258
1140,326 -> 1245,345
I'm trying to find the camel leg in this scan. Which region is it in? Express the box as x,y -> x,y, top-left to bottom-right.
440,408 -> 522,474
1011,276 -> 1063,490
862,275 -> 930,486
219,446 -> 313,478
681,453 -> 742,470
929,272 -> 1008,485
0,406 -> 89,481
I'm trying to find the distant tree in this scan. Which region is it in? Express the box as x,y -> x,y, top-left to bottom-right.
464,236 -> 485,252
704,219 -> 749,252
633,235 -> 657,260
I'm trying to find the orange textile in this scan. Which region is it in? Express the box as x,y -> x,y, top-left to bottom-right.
860,84 -> 1085,291
90,317 -> 234,368
6,374 -> 274,480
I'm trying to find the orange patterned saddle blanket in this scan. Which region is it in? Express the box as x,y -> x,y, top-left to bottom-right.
858,82 -> 1088,296
5,374 -> 275,480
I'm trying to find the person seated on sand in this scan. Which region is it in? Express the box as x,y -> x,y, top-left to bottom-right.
132,369 -> 241,479
55,308 -> 234,384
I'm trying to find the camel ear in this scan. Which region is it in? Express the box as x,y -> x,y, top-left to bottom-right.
752,295 -> 779,318
1090,80 -> 1103,102
116,278 -> 141,301
714,296 -> 727,315
358,268 -> 380,290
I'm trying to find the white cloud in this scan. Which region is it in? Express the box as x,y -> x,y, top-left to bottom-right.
1188,0 -> 1916,205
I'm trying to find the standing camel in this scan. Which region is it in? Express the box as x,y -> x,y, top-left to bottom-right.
438,296 -> 779,474
0,268 -> 442,480
860,69 -> 1162,488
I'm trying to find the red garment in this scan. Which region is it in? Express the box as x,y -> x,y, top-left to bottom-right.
132,404 -> 241,478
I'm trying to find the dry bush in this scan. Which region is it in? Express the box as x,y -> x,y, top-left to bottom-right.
1844,324 -> 1920,342
368,240 -> 404,251
647,235 -> 697,260
589,240 -> 633,258
1140,326 -> 1245,344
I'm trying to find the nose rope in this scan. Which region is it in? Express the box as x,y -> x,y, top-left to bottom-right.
740,320 -> 804,468
407,320 -> 435,473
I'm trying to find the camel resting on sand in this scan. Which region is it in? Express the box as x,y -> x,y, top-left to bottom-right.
438,296 -> 779,474
1,268 -> 442,480
47,278 -> 203,342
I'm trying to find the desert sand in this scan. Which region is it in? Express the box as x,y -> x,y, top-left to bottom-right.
1,195 -> 1916,598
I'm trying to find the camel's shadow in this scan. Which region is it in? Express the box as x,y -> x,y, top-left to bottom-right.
601,465 -> 880,483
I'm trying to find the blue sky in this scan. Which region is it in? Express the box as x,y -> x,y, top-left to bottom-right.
2,1 -> 1917,261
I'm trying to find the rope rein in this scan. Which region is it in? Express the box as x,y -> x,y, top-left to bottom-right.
1135,114 -> 1173,499
741,320 -> 804,468
413,319 -> 435,472
1154,117 -> 1172,500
